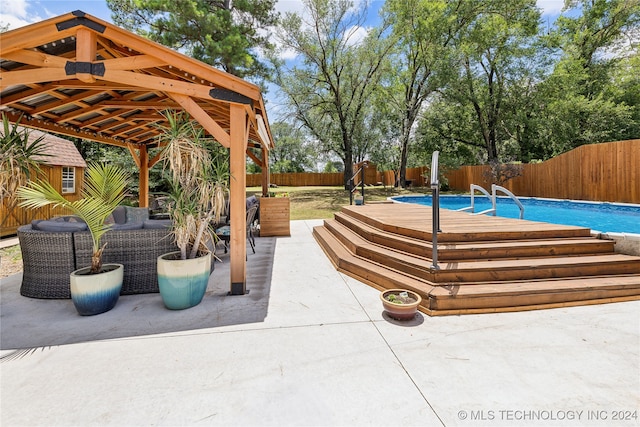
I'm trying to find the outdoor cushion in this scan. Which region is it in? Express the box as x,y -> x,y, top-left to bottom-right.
125,206 -> 149,223
110,222 -> 144,230
32,220 -> 88,232
110,206 -> 127,224
143,219 -> 172,229
51,215 -> 85,223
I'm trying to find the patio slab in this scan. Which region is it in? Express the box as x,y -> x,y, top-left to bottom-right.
1,220 -> 639,426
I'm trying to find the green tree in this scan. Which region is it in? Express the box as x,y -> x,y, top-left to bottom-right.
382,0 -> 469,187
538,0 -> 640,153
269,122 -> 316,173
272,0 -> 394,187
107,0 -> 279,81
436,0 -> 541,162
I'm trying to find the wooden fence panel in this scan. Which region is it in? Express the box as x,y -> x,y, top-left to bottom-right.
444,140 -> 640,203
244,140 -> 639,203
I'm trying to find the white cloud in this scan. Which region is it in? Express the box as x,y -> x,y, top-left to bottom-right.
536,0 -> 565,16
0,0 -> 44,30
344,25 -> 369,46
275,0 -> 307,17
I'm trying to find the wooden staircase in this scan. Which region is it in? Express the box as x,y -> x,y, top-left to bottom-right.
313,204 -> 640,315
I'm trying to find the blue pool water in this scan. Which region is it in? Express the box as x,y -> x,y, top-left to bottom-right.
392,195 -> 640,234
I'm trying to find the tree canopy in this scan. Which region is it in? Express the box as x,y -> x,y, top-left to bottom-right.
107,0 -> 279,82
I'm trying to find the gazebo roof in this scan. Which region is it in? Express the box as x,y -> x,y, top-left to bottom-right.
0,10 -> 274,154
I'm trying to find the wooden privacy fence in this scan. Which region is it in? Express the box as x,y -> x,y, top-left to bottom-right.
445,139 -> 640,204
247,139 -> 639,204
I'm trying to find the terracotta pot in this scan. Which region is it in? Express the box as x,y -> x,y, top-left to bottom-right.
70,264 -> 123,316
157,251 -> 211,310
380,289 -> 422,321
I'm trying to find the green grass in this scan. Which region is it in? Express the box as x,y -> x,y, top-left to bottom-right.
246,185 -> 432,220
0,244 -> 22,263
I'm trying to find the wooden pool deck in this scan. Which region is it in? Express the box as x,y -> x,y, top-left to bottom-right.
313,203 -> 640,316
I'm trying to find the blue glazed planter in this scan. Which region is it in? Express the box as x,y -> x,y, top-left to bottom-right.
70,264 -> 123,316
157,251 -> 211,310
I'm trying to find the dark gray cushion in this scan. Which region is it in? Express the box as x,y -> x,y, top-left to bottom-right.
143,219 -> 172,229
111,206 -> 127,224
110,222 -> 144,230
125,206 -> 149,223
51,215 -> 84,223
246,195 -> 259,209
32,220 -> 88,232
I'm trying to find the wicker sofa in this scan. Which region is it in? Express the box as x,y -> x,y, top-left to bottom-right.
17,207 -> 178,299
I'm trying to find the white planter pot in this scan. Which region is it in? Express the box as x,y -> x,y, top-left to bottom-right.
157,251 -> 211,310
70,264 -> 123,316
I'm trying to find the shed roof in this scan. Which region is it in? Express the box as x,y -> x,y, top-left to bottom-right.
0,126 -> 87,168
29,127 -> 87,168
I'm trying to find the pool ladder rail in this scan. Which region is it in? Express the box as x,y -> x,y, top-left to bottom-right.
458,184 -> 525,219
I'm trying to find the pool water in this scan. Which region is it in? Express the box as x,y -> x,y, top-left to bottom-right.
392,195 -> 640,234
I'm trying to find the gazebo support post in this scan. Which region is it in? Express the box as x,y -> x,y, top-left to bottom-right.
261,146 -> 270,196
229,104 -> 248,295
138,145 -> 149,207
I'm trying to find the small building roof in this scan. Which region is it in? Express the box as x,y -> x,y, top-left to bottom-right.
0,126 -> 87,168
28,127 -> 87,168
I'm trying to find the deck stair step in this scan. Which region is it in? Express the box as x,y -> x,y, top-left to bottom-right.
343,204 -> 593,242
313,204 -> 640,315
323,218 -> 640,282
313,225 -> 435,300
334,211 -> 615,260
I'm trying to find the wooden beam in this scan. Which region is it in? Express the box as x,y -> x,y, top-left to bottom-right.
100,55 -> 168,71
126,143 -> 141,168
246,148 -> 263,167
29,90 -> 102,115
75,28 -> 97,83
101,24 -> 261,101
139,145 -> 149,207
149,150 -> 164,168
262,145 -> 270,197
168,92 -> 231,148
101,69 -> 217,101
0,17 -> 79,55
0,110 -> 127,147
229,103 -> 248,295
0,68 -> 70,88
1,49 -> 68,68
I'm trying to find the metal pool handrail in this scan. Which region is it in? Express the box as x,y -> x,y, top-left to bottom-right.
431,151 -> 440,270
492,184 -> 525,219
458,184 -> 495,216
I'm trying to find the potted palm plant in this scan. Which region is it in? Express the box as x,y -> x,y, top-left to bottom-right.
17,162 -> 130,315
156,112 -> 229,310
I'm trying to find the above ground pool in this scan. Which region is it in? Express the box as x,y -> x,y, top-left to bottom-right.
392,195 -> 640,235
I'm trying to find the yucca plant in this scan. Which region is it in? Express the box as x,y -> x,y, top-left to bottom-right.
158,111 -> 229,260
17,163 -> 130,273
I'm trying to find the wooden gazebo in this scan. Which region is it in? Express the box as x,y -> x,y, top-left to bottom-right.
0,10 -> 275,294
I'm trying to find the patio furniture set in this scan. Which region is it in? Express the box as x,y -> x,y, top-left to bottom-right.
17,206 -> 177,299
17,198 -> 263,300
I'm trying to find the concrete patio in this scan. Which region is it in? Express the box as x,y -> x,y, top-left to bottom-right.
1,220 -> 638,426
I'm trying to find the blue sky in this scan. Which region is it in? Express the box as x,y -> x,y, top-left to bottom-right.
0,0 -> 567,118
0,0 -> 566,33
